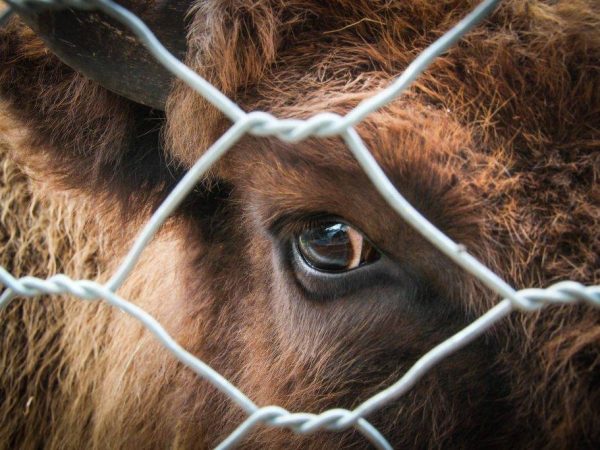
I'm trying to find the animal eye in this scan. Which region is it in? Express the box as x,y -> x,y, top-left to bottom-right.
297,222 -> 380,272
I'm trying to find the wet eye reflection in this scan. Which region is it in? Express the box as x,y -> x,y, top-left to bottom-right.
297,222 -> 380,272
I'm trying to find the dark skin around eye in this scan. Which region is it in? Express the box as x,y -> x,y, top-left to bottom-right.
297,222 -> 380,272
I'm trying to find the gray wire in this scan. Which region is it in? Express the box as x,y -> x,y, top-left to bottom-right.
2,1 -> 599,449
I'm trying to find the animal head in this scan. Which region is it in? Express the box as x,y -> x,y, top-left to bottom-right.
0,1 -> 598,448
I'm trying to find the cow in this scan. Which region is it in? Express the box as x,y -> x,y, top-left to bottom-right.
0,0 -> 598,448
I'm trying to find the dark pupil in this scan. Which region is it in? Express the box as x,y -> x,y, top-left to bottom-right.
298,223 -> 353,271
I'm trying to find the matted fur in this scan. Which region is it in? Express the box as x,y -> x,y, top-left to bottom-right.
0,0 -> 599,448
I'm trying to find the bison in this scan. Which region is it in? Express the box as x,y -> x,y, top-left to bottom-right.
0,0 -> 598,448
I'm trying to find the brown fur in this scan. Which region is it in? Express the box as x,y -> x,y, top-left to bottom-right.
0,0 -> 599,448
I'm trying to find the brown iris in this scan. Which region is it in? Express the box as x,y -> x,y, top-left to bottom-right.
297,222 -> 380,272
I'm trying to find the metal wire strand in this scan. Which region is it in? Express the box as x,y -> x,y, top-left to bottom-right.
1,1 -> 598,449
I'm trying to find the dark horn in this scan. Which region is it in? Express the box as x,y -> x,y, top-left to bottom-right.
14,1 -> 190,110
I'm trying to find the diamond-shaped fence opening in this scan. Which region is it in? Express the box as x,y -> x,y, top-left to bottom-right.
0,1 -> 598,449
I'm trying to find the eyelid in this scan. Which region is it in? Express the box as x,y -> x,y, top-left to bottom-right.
269,212 -> 369,241
268,212 -> 335,238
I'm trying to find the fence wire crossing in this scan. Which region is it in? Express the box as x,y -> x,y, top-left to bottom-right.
1,0 -> 599,448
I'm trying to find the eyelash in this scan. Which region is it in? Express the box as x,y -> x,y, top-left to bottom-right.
270,213 -> 340,239
269,213 -> 370,237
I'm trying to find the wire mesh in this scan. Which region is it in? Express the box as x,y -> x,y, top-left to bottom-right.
0,0 -> 599,448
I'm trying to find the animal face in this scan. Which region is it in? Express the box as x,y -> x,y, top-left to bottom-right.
0,0 -> 598,449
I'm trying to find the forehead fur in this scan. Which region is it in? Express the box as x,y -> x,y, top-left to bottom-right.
229,102 -> 490,242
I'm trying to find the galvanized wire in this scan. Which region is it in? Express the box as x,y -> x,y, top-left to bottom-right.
1,0 -> 599,448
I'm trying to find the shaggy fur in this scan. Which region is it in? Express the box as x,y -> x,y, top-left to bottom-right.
0,0 -> 599,448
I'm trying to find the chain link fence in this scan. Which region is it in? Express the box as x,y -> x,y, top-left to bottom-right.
0,0 -> 599,448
